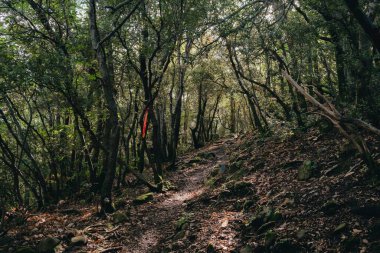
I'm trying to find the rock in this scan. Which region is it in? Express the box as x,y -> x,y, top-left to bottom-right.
333,223 -> 347,234
133,192 -> 153,205
176,216 -> 189,231
321,200 -> 340,215
70,235 -> 87,246
199,152 -> 216,159
14,247 -> 37,253
187,157 -> 202,164
298,160 -> 315,181
36,237 -> 60,253
272,239 -> 301,253
351,205 -> 380,218
224,181 -> 253,197
112,211 -> 128,223
240,245 -> 253,253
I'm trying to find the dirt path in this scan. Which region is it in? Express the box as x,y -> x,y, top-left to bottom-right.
4,139 -> 235,253
124,138 -> 232,253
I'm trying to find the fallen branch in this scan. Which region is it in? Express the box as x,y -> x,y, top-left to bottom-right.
129,169 -> 160,192
100,246 -> 123,253
283,71 -> 379,176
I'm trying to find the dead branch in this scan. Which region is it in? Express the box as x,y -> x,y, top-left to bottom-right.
282,71 -> 379,176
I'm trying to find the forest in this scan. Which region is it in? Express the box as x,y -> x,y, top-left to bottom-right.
0,0 -> 380,252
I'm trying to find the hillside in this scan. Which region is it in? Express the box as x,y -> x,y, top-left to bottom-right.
2,127 -> 380,253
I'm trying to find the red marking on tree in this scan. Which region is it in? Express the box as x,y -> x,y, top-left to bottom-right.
142,107 -> 149,139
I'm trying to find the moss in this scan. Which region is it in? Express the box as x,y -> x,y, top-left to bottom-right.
264,230 -> 277,246
298,160 -> 316,181
133,192 -> 154,205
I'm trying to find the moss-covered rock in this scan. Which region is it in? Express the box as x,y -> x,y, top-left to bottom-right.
112,211 -> 129,223
223,181 -> 254,197
198,152 -> 216,159
298,160 -> 315,181
187,157 -> 202,164
133,192 -> 154,205
36,237 -> 60,253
